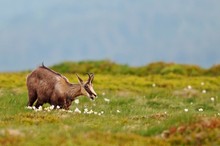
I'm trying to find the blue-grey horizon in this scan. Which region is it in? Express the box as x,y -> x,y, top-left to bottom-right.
0,0 -> 220,71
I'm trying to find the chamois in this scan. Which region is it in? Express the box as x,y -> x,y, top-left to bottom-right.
26,64 -> 97,109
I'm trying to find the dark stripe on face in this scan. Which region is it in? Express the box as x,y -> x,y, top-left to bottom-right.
84,85 -> 94,96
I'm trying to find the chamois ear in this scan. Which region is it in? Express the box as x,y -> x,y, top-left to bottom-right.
76,74 -> 84,85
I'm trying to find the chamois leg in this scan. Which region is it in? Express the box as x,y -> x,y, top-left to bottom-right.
27,90 -> 37,107
66,98 -> 72,109
57,97 -> 69,110
50,93 -> 59,108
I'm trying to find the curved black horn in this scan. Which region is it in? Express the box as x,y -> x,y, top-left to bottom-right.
90,73 -> 94,83
87,73 -> 91,83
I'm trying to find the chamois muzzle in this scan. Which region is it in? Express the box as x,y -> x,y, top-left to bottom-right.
84,83 -> 97,100
90,93 -> 97,100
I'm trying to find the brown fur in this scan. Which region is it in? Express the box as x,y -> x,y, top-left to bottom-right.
26,65 -> 96,109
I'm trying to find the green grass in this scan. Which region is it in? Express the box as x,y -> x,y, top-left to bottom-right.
0,73 -> 220,145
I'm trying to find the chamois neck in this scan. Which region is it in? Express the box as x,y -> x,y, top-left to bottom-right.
67,84 -> 82,100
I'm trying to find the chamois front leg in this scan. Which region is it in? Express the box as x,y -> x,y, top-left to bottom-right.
62,98 -> 70,110
66,98 -> 72,109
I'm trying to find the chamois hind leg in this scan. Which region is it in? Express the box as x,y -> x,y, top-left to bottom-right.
27,90 -> 37,107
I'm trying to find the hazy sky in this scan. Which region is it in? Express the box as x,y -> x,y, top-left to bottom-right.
0,0 -> 220,71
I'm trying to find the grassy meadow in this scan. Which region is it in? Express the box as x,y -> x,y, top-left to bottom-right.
0,61 -> 220,145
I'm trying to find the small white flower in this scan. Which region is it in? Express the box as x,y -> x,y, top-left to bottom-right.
74,99 -> 79,104
67,110 -> 73,113
104,98 -> 110,102
187,85 -> 192,89
26,106 -> 32,110
102,92 -> 106,96
74,108 -> 81,114
56,106 -> 60,109
152,83 -> 156,87
98,113 -> 102,116
164,111 -> 167,114
184,108 -> 189,112
50,105 -> 55,110
94,112 -> 98,115
38,106 -> 42,111
101,111 -> 104,114
202,90 -> 206,94
84,108 -> 88,113
201,82 -> 205,86
116,110 -> 120,113
211,97 -> 215,102
87,110 -> 93,114
198,108 -> 203,112
218,113 -> 220,116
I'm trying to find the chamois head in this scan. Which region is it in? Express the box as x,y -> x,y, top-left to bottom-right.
76,73 -> 97,100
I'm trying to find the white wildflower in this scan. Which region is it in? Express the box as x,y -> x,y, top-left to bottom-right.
184,108 -> 189,112
152,83 -> 156,87
98,113 -> 102,116
198,108 -> 203,112
211,97 -> 215,102
56,105 -> 60,109
101,111 -> 104,114
50,105 -> 55,110
187,85 -> 192,90
38,106 -> 42,111
94,112 -> 98,115
74,108 -> 81,114
104,98 -> 110,103
102,92 -> 106,96
84,108 -> 88,113
117,110 -> 120,113
26,106 -> 32,110
202,90 -> 206,94
87,110 -> 93,114
201,82 -> 205,86
67,110 -> 73,113
164,111 -> 167,114
74,99 -> 79,104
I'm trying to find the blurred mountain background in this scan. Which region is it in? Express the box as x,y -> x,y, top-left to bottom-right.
0,0 -> 220,71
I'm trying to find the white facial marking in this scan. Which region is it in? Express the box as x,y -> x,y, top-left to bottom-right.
89,86 -> 97,96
